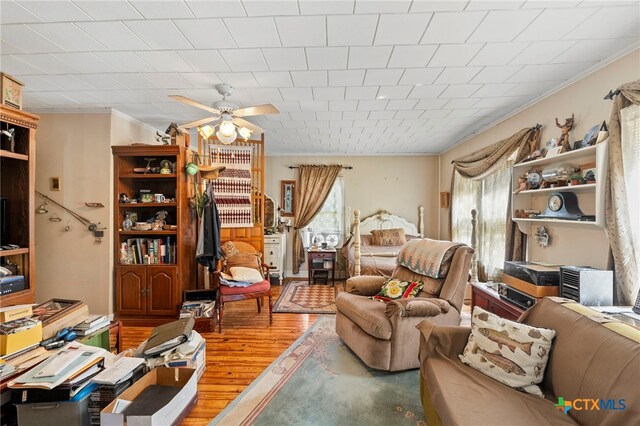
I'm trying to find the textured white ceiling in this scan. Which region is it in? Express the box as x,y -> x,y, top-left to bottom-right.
1,0 -> 639,154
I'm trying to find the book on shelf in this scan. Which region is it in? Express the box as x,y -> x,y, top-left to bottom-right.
121,237 -> 176,265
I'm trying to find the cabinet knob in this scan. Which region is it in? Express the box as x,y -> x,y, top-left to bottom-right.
270,251 -> 274,255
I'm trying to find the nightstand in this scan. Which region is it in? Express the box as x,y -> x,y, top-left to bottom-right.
264,233 -> 286,285
307,249 -> 336,286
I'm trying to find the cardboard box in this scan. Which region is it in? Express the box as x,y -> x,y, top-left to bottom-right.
0,304 -> 33,323
0,322 -> 42,356
166,339 -> 206,381
101,367 -> 198,426
1,72 -> 24,110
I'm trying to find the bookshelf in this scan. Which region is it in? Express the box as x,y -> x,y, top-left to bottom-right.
112,145 -> 196,324
0,106 -> 39,308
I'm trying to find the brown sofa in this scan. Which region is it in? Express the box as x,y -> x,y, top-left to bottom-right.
335,243 -> 473,371
417,297 -> 640,426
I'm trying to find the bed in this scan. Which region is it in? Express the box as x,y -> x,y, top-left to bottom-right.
341,207 -> 424,277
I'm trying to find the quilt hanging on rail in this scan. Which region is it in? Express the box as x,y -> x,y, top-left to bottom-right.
210,145 -> 254,228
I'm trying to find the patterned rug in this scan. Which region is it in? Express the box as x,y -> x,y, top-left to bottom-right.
273,280 -> 345,314
210,317 -> 426,426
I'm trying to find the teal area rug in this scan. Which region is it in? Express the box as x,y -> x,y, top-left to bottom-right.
211,317 -> 425,426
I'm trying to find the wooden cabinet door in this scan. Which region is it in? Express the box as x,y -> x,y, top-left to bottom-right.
147,266 -> 178,316
116,266 -> 146,316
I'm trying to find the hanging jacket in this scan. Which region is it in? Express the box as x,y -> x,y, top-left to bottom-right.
196,182 -> 221,271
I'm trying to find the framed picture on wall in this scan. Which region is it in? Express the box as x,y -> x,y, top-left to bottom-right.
281,180 -> 295,217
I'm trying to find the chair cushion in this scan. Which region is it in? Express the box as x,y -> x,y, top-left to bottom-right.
335,292 -> 392,340
224,252 -> 261,273
219,279 -> 270,295
229,266 -> 264,283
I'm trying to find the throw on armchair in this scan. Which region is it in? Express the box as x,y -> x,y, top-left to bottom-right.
335,239 -> 473,371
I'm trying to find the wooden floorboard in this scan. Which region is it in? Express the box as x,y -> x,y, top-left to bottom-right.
122,285 -> 318,425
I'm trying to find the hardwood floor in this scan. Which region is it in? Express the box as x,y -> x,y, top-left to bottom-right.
122,285 -> 317,425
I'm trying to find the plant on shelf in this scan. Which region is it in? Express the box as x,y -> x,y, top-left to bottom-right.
568,172 -> 583,186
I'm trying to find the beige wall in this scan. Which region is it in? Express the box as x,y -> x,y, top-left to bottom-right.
35,111 -> 157,314
265,155 -> 439,276
438,50 -> 640,269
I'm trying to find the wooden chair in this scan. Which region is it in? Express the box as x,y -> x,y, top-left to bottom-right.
211,241 -> 273,333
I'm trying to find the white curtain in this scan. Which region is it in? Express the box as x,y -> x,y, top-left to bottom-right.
620,105 -> 640,289
304,177 -> 345,247
452,159 -> 513,281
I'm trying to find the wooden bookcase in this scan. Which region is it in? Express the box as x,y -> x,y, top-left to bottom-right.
0,106 -> 38,307
112,145 -> 196,324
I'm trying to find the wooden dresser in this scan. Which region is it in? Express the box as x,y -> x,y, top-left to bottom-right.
471,282 -> 524,321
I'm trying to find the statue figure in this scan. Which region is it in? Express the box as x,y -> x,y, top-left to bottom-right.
555,113 -> 574,152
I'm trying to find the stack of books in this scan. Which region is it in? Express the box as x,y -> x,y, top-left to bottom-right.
88,358 -> 146,425
72,315 -> 110,337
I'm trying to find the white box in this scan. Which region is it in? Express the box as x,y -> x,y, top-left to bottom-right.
101,367 -> 197,426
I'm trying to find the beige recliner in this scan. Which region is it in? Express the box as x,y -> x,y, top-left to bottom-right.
335,241 -> 473,371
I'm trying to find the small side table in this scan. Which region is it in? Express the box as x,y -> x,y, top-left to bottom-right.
307,249 -> 336,286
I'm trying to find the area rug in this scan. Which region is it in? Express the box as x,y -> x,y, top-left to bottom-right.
273,281 -> 345,314
210,317 -> 425,426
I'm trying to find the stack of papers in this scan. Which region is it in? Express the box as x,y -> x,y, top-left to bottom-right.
8,342 -> 113,403
73,315 -> 110,336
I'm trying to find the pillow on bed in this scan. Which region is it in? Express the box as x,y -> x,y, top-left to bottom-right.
371,228 -> 406,246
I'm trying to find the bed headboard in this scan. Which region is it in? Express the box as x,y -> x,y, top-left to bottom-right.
356,209 -> 421,237
351,207 -> 424,276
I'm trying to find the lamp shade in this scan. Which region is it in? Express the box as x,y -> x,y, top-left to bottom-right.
238,126 -> 252,140
218,120 -> 236,137
198,125 -> 214,139
216,128 -> 237,144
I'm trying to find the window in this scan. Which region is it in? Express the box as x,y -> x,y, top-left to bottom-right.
302,177 -> 344,248
451,158 -> 513,281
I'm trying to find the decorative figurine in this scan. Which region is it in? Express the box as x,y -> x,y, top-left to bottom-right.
514,176 -> 528,194
160,160 -> 172,174
555,113 -> 574,152
535,226 -> 550,247
119,193 -> 129,203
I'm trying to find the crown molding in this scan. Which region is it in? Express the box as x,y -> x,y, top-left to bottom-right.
439,44 -> 640,155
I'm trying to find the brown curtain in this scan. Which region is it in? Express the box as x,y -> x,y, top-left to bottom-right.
448,126 -> 539,262
451,127 -> 537,180
292,165 -> 342,274
605,80 -> 640,304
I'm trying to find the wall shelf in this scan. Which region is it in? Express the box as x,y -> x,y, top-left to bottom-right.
511,141 -> 608,234
514,183 -> 596,195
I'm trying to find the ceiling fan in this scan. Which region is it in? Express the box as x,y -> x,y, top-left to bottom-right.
170,84 -> 279,143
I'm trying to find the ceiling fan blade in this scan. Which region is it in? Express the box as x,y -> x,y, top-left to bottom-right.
179,116 -> 219,129
169,95 -> 220,115
232,117 -> 265,134
233,104 -> 279,117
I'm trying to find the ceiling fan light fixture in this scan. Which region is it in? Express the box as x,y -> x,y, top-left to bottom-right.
238,126 -> 252,141
216,128 -> 237,144
218,119 -> 236,137
198,125 -> 215,139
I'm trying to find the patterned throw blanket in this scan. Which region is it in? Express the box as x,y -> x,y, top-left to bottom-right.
396,238 -> 462,279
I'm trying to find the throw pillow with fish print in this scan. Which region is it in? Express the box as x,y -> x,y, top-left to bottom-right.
459,306 -> 556,396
